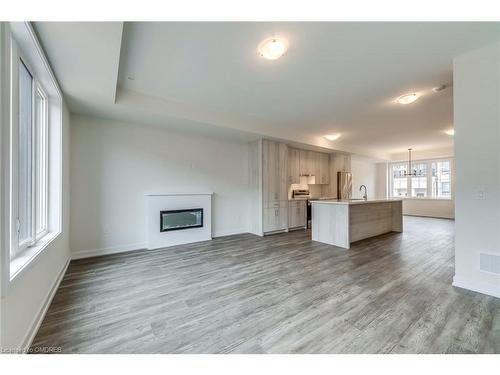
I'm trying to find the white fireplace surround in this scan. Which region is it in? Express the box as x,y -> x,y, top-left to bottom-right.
146,193 -> 213,250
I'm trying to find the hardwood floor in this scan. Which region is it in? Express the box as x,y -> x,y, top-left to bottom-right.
31,216 -> 500,353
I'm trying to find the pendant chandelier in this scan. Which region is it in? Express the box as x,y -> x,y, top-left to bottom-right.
403,148 -> 418,177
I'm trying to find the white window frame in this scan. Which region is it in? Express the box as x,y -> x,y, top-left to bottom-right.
389,157 -> 454,200
11,47 -> 51,257
34,82 -> 49,241
5,22 -> 63,284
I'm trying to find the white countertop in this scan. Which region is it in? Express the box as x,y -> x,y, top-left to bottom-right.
310,198 -> 402,205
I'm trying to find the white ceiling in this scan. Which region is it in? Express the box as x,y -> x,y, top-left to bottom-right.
35,22 -> 500,159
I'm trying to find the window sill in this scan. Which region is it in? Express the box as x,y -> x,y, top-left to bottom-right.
10,231 -> 61,281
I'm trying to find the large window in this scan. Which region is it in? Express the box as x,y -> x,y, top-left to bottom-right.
13,57 -> 49,256
389,158 -> 453,199
7,23 -> 63,280
391,163 -> 408,197
432,160 -> 451,198
411,162 -> 427,198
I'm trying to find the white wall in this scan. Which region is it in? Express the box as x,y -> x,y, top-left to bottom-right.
375,163 -> 388,199
70,114 -> 250,257
350,155 -> 377,200
390,146 -> 454,162
453,42 -> 500,298
402,199 -> 454,219
1,104 -> 71,349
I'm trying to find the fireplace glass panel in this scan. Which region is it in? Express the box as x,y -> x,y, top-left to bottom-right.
160,208 -> 203,232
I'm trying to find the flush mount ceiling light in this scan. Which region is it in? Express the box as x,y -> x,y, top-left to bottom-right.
324,133 -> 341,141
396,93 -> 419,105
258,37 -> 288,60
433,84 -> 447,92
444,128 -> 455,136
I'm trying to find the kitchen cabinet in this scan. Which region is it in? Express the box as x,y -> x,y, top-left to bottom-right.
319,153 -> 330,184
299,149 -> 309,176
263,205 -> 288,233
296,150 -> 329,183
261,139 -> 288,233
262,139 -> 287,203
288,148 -> 300,184
288,200 -> 307,229
309,151 -> 321,180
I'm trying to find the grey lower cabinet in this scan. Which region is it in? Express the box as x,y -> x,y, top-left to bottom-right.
288,200 -> 307,229
263,203 -> 288,233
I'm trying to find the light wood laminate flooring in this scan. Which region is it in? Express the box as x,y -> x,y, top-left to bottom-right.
31,216 -> 500,353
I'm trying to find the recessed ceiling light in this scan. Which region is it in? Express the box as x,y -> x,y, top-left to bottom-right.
444,129 -> 454,136
324,134 -> 341,141
258,37 -> 288,60
396,93 -> 419,105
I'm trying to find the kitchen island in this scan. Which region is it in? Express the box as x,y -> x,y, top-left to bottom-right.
311,199 -> 403,249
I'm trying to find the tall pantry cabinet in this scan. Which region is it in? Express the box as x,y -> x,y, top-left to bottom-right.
249,139 -> 289,235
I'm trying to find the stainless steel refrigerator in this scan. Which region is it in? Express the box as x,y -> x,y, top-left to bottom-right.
337,172 -> 352,199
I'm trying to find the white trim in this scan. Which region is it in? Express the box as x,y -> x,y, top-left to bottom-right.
401,197 -> 452,201
71,242 -> 147,260
403,214 -> 454,220
212,229 -> 247,238
10,22 -> 62,100
144,192 -> 214,196
19,257 -> 70,351
452,274 -> 500,299
9,230 -> 60,280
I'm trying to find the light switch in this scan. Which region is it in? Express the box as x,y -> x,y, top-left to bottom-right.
476,190 -> 486,200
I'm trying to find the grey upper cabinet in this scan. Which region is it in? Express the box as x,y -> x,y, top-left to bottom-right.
288,148 -> 300,185
310,151 -> 321,179
319,153 -> 330,184
296,149 -> 330,184
299,149 -> 309,176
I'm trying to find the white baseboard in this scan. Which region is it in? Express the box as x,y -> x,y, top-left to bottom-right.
213,229 -> 247,238
71,242 -> 146,260
404,214 -> 455,220
20,257 -> 70,350
453,274 -> 500,298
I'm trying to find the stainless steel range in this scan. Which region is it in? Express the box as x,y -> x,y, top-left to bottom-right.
291,189 -> 311,199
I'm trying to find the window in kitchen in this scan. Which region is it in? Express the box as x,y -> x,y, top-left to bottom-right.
389,158 -> 453,199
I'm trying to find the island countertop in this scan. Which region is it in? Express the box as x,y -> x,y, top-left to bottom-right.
310,198 -> 402,205
311,198 -> 403,249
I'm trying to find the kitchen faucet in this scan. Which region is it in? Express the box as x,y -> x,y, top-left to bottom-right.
360,185 -> 367,201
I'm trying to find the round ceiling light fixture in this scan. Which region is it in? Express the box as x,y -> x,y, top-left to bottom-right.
258,37 -> 288,60
324,133 -> 341,141
396,93 -> 419,105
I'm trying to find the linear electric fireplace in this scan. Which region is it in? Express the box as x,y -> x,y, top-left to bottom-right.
160,208 -> 203,232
